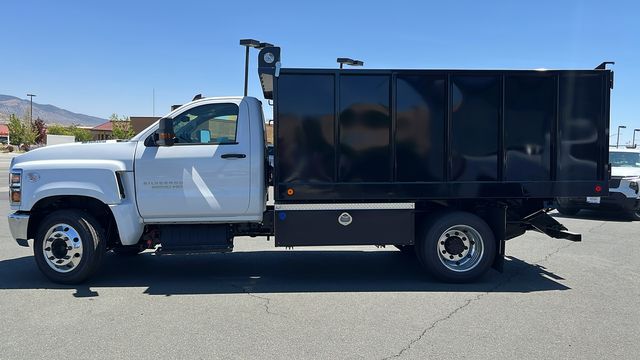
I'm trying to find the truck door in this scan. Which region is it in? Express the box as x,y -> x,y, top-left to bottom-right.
134,99 -> 251,222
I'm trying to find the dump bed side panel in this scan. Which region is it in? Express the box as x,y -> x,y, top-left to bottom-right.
273,69 -> 611,202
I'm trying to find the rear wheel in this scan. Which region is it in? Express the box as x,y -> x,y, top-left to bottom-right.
33,209 -> 106,284
416,212 -> 495,283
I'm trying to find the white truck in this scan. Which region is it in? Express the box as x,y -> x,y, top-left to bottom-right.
7,47 -> 613,284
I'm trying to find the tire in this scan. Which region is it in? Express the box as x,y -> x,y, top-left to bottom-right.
415,211 -> 496,283
112,246 -> 141,256
33,209 -> 106,284
394,245 -> 415,255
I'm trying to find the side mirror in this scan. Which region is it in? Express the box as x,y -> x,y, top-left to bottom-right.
155,118 -> 175,146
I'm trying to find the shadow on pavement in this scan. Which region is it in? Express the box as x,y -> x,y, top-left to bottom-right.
0,251 -> 569,297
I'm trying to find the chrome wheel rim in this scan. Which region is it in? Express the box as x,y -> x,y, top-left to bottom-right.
42,223 -> 83,273
436,224 -> 484,272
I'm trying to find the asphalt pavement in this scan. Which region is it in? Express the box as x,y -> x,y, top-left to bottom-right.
0,151 -> 638,359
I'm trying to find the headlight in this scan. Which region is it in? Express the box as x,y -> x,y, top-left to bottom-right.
630,181 -> 639,194
9,169 -> 22,205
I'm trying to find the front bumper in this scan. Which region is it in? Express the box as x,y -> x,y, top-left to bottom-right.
8,212 -> 30,247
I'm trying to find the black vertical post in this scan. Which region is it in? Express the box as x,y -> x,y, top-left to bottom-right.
390,73 -> 397,181
27,94 -> 36,126
244,46 -> 250,97
498,75 -> 505,181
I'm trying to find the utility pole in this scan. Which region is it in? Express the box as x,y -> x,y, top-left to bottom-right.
633,129 -> 640,148
616,125 -> 626,148
27,94 -> 36,126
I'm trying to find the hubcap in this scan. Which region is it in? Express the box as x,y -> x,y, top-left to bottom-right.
437,225 -> 484,272
42,223 -> 83,273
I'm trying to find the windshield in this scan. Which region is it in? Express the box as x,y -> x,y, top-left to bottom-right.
610,151 -> 640,168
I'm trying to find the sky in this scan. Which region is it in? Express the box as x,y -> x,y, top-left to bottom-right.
2,0 -> 639,143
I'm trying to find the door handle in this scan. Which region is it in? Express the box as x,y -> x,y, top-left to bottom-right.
221,153 -> 246,159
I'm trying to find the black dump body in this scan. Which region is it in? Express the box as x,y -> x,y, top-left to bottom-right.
259,48 -> 612,203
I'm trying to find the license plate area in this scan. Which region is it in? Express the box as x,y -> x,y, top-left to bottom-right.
586,197 -> 601,204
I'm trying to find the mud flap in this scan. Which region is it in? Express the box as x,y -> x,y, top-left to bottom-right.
524,210 -> 582,242
482,206 -> 507,272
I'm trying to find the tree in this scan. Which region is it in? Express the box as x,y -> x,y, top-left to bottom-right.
46,124 -> 70,136
110,113 -> 135,140
70,126 -> 93,142
7,113 -> 37,146
33,117 -> 47,144
46,124 -> 92,142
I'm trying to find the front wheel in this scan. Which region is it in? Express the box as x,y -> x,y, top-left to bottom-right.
416,212 -> 496,283
33,209 -> 106,284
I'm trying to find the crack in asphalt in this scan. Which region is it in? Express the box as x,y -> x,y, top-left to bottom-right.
381,271 -> 519,360
382,235 -> 583,359
232,284 -> 285,317
587,220 -> 607,234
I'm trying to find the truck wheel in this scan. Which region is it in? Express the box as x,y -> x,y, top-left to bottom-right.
556,206 -> 580,216
416,212 -> 496,283
33,209 -> 106,284
394,245 -> 415,255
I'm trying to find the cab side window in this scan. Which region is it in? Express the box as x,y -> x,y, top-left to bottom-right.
172,103 -> 239,145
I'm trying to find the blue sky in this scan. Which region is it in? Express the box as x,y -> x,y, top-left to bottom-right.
2,0 -> 639,143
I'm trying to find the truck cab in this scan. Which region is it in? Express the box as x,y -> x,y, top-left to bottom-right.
8,95 -> 269,283
132,96 -> 266,223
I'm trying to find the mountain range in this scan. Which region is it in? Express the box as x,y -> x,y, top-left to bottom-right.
0,94 -> 106,126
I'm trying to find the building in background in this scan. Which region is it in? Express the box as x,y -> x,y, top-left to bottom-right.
265,121 -> 273,144
89,121 -> 113,140
130,117 -> 160,135
0,123 -> 9,144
